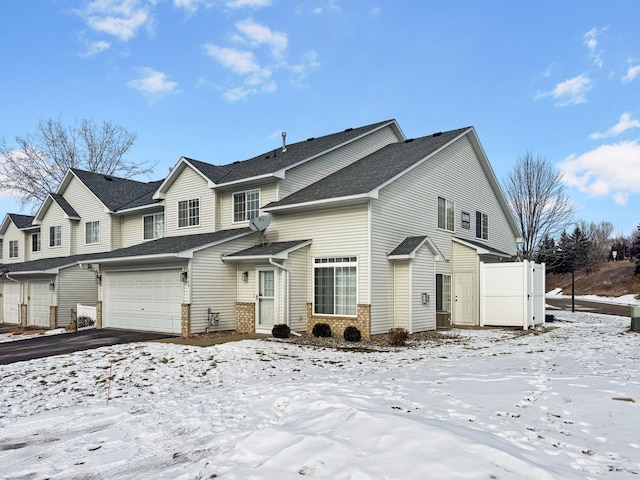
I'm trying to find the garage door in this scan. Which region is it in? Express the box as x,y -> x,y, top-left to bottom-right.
3,282 -> 21,324
104,269 -> 183,334
29,281 -> 51,328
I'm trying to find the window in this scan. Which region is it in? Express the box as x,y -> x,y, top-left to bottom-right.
32,232 -> 41,252
50,225 -> 62,247
233,189 -> 260,223
476,211 -> 488,240
314,257 -> 357,316
9,240 -> 18,259
436,274 -> 451,312
438,197 -> 454,231
85,221 -> 100,244
461,211 -> 470,230
143,213 -> 165,240
178,199 -> 200,228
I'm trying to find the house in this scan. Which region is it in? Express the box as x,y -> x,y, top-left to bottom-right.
0,119 -> 531,337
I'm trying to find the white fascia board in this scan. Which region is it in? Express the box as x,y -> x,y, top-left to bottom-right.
221,240 -> 312,261
115,202 -> 164,215
0,214 -> 13,234
86,253 -> 187,265
262,193 -> 373,213
33,196 -> 53,224
153,157 -> 217,200
214,172 -> 283,189
387,237 -> 445,262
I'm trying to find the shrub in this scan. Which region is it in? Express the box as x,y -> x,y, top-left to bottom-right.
77,316 -> 95,328
388,327 -> 409,346
343,326 -> 362,342
272,324 -> 291,339
312,322 -> 332,338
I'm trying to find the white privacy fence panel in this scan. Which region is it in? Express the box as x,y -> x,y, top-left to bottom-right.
76,303 -> 97,330
480,261 -> 545,329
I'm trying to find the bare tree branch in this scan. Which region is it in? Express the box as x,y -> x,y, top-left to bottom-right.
504,152 -> 575,260
0,118 -> 155,212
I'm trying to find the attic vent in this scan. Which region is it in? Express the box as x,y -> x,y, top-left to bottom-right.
103,176 -> 113,181
307,137 -> 315,141
233,161 -> 241,164
404,138 -> 414,143
344,128 -> 353,132
432,131 -> 443,137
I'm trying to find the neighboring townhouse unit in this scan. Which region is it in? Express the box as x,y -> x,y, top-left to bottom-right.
1,119 -> 537,337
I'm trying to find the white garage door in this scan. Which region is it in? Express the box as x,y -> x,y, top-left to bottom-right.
29,281 -> 51,328
104,269 -> 183,334
3,282 -> 21,324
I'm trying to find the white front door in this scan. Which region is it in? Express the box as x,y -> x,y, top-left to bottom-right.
454,272 -> 474,325
256,269 -> 277,332
3,282 -> 21,324
29,281 -> 52,328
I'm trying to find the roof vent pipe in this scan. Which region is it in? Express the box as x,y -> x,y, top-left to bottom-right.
281,132 -> 287,152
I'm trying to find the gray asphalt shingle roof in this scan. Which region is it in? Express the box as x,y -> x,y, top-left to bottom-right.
454,237 -> 514,259
388,236 -> 429,256
264,127 -> 469,209
50,193 -> 80,218
186,120 -> 395,185
71,169 -> 162,212
223,240 -> 311,258
8,213 -> 35,229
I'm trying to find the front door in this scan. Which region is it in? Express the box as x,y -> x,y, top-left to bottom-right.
454,272 -> 474,325
256,269 -> 277,332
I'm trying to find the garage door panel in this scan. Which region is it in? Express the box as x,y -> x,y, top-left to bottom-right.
104,269 -> 183,334
3,283 -> 20,324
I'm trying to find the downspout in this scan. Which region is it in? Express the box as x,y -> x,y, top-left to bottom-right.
268,258 -> 290,326
4,273 -> 19,283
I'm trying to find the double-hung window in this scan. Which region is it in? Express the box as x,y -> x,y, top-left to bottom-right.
438,197 -> 454,231
314,257 -> 357,316
143,213 -> 165,240
476,211 -> 488,240
436,274 -> 451,312
233,189 -> 260,223
85,221 -> 100,244
9,240 -> 18,259
32,232 -> 41,252
50,225 -> 62,247
178,199 -> 199,228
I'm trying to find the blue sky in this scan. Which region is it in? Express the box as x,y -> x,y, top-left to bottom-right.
2,1 -> 640,237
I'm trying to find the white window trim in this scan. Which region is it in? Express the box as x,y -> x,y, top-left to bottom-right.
85,220 -> 101,245
143,212 -> 165,240
312,256 -> 358,317
436,273 -> 452,313
49,225 -> 62,248
437,196 -> 455,232
476,211 -> 488,240
232,188 -> 261,224
177,198 -> 200,229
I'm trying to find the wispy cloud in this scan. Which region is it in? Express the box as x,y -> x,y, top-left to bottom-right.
535,74 -> 591,106
76,0 -> 154,41
589,112 -> 640,139
622,63 -> 640,83
225,0 -> 272,8
78,39 -> 111,57
558,140 -> 640,206
583,27 -> 606,68
128,67 -> 179,100
203,19 -> 319,101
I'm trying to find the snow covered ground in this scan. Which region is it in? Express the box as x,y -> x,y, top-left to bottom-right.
0,311 -> 638,479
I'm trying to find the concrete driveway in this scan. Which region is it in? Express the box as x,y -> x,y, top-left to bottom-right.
0,328 -> 173,365
545,298 -> 635,317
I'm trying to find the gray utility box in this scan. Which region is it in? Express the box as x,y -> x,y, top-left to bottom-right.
631,307 -> 640,332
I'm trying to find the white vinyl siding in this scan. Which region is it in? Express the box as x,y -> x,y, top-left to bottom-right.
2,223 -> 24,263
190,235 -> 259,333
370,134 -> 517,334
411,247 -> 436,332
63,176 -> 113,254
39,201 -> 71,258
119,209 -> 164,247
56,267 -> 99,328
164,166 -> 214,236
280,124 -> 402,199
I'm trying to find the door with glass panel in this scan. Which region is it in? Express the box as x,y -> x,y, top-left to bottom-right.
256,269 -> 276,331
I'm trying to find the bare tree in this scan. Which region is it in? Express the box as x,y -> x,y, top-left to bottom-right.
578,220 -> 614,271
0,118 -> 155,211
504,152 -> 574,260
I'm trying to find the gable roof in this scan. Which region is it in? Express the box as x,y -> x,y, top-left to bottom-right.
58,169 -> 161,212
388,236 -> 445,261
264,128 -> 469,211
453,237 -> 515,260
0,213 -> 37,234
155,120 -> 402,197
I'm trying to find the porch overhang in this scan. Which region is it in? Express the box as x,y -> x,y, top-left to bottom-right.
452,237 -> 514,260
388,235 -> 445,262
